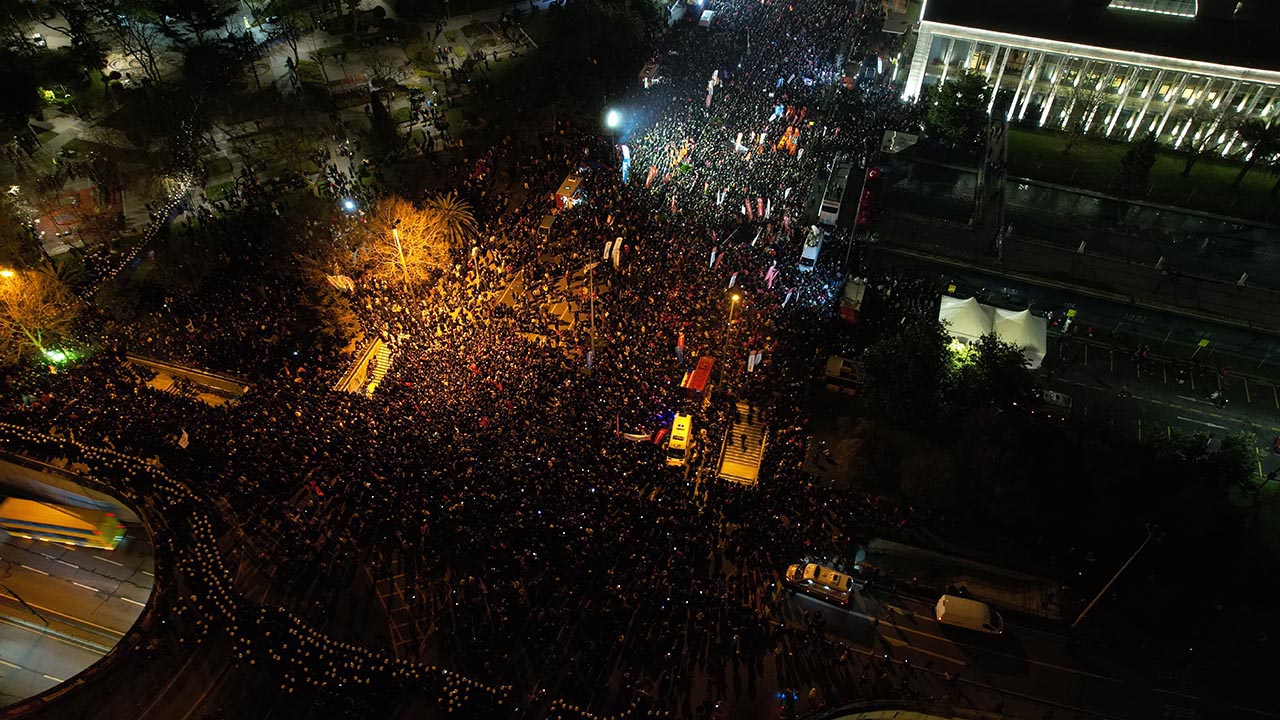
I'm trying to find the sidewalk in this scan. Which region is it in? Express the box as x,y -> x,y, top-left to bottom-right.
882,212 -> 1280,334
859,538 -> 1064,622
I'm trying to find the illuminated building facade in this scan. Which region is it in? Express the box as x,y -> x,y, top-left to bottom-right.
902,0 -> 1280,152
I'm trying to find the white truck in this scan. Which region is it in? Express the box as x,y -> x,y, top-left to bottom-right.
935,594 -> 1004,634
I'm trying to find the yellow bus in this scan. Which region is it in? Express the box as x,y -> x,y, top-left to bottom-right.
0,498 -> 127,551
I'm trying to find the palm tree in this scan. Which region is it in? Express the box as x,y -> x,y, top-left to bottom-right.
423,192 -> 478,255
1231,119 -> 1280,188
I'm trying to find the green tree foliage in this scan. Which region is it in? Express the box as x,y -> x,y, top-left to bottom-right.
548,0 -> 663,90
922,71 -> 991,150
368,91 -> 401,156
156,0 -> 237,45
951,333 -> 1036,411
1231,119 -> 1280,188
0,51 -> 42,141
1177,103 -> 1241,178
860,319 -> 951,427
182,39 -> 246,97
1118,132 -> 1159,188
0,201 -> 40,269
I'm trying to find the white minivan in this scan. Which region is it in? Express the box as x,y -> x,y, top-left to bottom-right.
935,594 -> 1004,634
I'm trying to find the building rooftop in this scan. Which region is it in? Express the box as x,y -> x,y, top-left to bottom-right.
921,0 -> 1280,73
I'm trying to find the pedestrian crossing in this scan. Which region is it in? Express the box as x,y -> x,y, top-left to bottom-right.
719,401 -> 766,485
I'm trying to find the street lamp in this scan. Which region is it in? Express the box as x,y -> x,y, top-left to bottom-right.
605,109 -> 621,129
0,269 -> 13,278
728,293 -> 741,325
391,221 -> 410,289
1071,524 -> 1158,630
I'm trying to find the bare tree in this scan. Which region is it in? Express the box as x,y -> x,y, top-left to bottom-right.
1060,83 -> 1106,155
0,263 -> 82,365
367,54 -> 406,91
95,0 -> 166,81
1177,103 -> 1242,177
362,196 -> 451,288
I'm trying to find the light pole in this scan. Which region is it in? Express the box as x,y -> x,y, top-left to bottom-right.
1071,524 -> 1158,630
583,262 -> 599,370
605,108 -> 621,144
728,292 -> 741,325
392,220 -> 410,290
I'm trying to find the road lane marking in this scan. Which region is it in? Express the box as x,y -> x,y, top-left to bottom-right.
19,564 -> 49,576
1245,377 -> 1252,404
71,582 -> 99,593
42,674 -> 63,682
1155,687 -> 1199,700
120,597 -> 146,607
799,595 -> 1123,683
56,560 -> 78,569
94,556 -> 124,567
1177,416 -> 1227,429
1235,704 -> 1280,719
142,570 -> 154,577
0,659 -> 20,669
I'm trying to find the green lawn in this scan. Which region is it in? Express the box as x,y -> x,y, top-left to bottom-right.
204,180 -> 237,202
296,60 -> 327,86
1008,127 -> 1280,225
202,155 -> 234,178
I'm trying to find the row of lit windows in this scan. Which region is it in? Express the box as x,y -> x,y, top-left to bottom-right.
924,37 -> 1275,113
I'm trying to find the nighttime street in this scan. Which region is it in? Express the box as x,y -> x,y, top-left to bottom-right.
1,0 -> 1279,719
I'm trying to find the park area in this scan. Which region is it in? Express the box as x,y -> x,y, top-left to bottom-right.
1007,126 -> 1280,225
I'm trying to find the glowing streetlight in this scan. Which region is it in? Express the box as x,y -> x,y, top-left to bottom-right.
0,269 -> 14,278
728,293 -> 741,325
341,198 -> 358,213
605,109 -> 621,129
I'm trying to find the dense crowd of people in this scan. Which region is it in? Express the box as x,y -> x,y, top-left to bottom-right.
0,0 -> 970,717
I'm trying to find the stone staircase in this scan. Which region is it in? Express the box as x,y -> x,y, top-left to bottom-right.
363,342 -> 394,396
718,401 -> 766,486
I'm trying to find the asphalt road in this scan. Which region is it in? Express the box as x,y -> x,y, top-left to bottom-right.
780,587 -> 1279,720
0,529 -> 155,705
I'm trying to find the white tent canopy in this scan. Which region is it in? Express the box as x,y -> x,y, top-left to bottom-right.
993,308 -> 1048,369
938,296 -> 994,343
938,297 -> 1049,369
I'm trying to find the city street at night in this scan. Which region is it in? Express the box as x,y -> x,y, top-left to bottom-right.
1,0 -> 1279,719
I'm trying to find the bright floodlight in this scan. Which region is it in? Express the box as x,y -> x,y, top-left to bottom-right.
342,198 -> 357,212
606,109 -> 621,129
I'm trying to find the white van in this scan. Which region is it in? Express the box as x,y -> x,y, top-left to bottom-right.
698,10 -> 716,28
666,413 -> 693,466
935,594 -> 1004,634
797,225 -> 824,271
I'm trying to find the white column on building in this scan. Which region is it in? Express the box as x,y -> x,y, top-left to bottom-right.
983,44 -> 1000,81
937,36 -> 957,86
1060,59 -> 1096,129
1155,73 -> 1192,138
1017,52 -> 1047,121
1174,76 -> 1216,148
902,24 -> 936,100
1037,56 -> 1067,126
1127,69 -> 1164,140
1105,66 -> 1140,137
1006,50 -> 1034,121
987,45 -> 1010,114
1083,62 -> 1115,133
